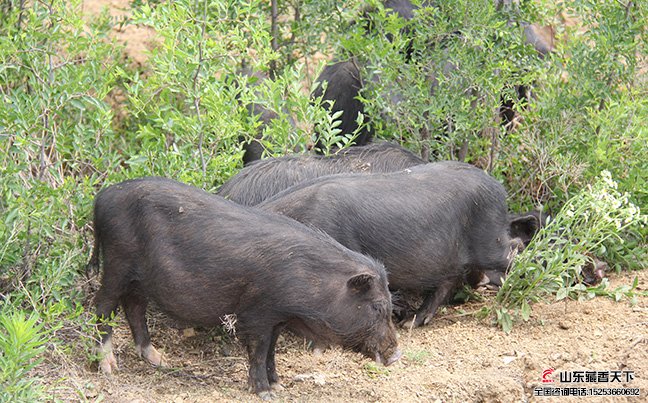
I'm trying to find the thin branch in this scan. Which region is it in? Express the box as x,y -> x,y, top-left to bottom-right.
17,0 -> 26,30
269,0 -> 279,78
39,0 -> 56,182
192,0 -> 208,179
419,126 -> 430,161
39,110 -> 49,180
20,220 -> 32,282
286,3 -> 301,67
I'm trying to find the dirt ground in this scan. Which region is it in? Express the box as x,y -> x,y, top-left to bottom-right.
41,269 -> 647,402
81,0 -> 155,67
43,2 -> 645,402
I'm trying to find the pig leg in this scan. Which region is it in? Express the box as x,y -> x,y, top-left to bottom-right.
94,282 -> 121,374
400,280 -> 456,328
245,330 -> 275,399
416,281 -> 457,327
266,325 -> 285,390
121,290 -> 166,368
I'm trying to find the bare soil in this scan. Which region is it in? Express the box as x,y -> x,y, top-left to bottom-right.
44,2 -> 646,401
42,269 -> 646,402
81,0 -> 156,67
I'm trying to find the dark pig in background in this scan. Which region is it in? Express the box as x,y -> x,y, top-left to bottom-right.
232,67 -> 300,166
500,23 -> 556,129
88,177 -> 400,399
314,1 -> 556,147
363,0 -> 435,54
240,101 -> 278,165
233,69 -> 286,166
217,142 -> 425,206
260,161 -> 522,327
310,2 -> 431,150
311,58 -> 371,152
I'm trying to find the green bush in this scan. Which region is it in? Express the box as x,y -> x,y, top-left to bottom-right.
0,0 -> 119,302
493,171 -> 647,333
496,0 -> 647,211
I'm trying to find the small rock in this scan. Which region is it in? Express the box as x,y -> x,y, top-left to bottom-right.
221,344 -> 232,357
257,391 -> 275,401
182,328 -> 196,338
502,356 -> 516,365
293,373 -> 326,386
313,375 -> 326,386
558,321 -> 570,330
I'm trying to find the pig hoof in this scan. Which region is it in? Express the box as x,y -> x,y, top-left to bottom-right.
398,318 -> 416,329
99,351 -> 118,374
257,391 -> 276,401
309,340 -> 328,355
138,344 -> 167,368
270,382 -> 284,392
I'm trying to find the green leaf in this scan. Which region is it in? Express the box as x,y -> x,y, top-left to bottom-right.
556,287 -> 569,301
520,300 -> 531,321
70,99 -> 86,111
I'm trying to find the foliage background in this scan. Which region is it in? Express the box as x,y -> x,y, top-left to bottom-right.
0,0 -> 645,399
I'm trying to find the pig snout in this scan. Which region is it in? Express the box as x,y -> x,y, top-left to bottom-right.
376,348 -> 402,366
476,272 -> 490,286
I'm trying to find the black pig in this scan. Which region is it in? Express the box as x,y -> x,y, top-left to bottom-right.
310,2 -> 429,151
88,177 -> 400,398
500,23 -> 556,129
260,161 -> 522,327
240,101 -> 278,165
217,142 -> 425,206
311,58 -> 372,152
509,209 -> 547,247
234,69 -> 283,166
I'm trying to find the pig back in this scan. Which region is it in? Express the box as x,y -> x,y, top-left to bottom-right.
260,161 -> 513,292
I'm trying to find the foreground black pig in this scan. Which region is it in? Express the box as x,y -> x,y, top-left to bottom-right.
479,210 -> 547,287
260,161 -> 523,327
88,177 -> 400,399
217,142 -> 425,206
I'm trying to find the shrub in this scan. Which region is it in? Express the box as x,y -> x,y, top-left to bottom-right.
493,171 -> 647,333
0,310 -> 48,401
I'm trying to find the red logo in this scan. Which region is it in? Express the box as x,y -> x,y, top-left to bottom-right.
542,368 -> 555,383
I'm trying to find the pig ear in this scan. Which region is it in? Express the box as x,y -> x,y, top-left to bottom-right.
509,214 -> 539,240
347,273 -> 375,293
